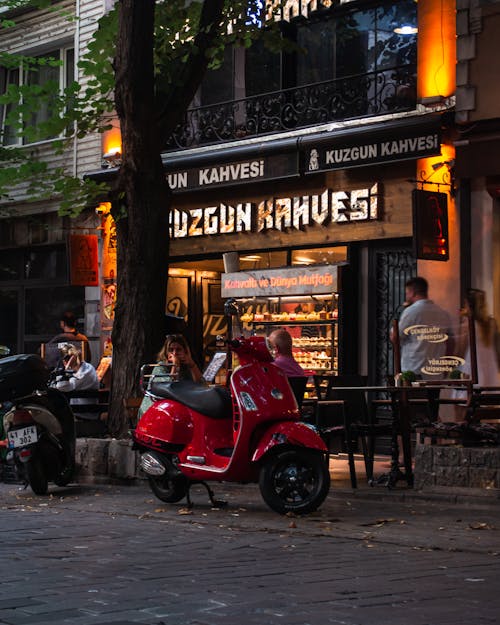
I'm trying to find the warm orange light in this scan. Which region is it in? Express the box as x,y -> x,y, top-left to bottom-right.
418,144 -> 455,192
417,0 -> 456,99
102,122 -> 122,158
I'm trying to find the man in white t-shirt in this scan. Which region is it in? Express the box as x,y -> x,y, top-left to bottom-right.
392,276 -> 452,379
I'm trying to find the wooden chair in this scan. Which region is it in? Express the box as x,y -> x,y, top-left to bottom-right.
123,397 -> 143,429
318,375 -> 392,487
314,375 -> 367,488
288,376 -> 307,410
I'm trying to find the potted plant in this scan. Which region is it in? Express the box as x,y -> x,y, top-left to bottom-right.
399,370 -> 417,386
449,368 -> 463,380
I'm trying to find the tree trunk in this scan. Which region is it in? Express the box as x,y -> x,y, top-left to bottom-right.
107,0 -> 227,437
109,0 -> 171,437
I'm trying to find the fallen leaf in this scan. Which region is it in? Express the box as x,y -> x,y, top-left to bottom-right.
289,521 -> 297,529
469,522 -> 495,530
177,508 -> 193,515
360,518 -> 400,527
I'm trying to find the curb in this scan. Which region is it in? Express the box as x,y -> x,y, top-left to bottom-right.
73,437 -> 500,509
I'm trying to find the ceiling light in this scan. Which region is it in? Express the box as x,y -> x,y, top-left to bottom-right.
240,255 -> 262,262
394,24 -> 418,35
294,256 -> 315,264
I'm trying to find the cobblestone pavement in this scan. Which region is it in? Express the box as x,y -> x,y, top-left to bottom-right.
0,480 -> 499,625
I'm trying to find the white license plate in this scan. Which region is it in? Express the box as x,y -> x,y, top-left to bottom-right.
7,425 -> 38,449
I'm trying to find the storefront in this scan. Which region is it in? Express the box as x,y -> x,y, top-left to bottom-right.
156,114 -> 446,382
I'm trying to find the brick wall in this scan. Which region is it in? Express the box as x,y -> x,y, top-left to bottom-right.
415,444 -> 500,489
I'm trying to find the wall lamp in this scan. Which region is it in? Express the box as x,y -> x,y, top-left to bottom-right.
416,159 -> 456,197
432,159 -> 455,171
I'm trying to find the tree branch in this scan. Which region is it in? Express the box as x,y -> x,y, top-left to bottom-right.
155,0 -> 226,140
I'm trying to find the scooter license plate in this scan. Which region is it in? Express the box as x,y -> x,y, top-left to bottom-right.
7,425 -> 38,449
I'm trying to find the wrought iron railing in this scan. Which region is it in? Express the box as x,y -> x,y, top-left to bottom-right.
165,64 -> 416,150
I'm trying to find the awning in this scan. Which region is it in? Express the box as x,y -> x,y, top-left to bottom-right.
84,113 -> 445,188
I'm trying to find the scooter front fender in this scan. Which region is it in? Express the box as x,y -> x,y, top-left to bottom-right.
252,421 -> 327,463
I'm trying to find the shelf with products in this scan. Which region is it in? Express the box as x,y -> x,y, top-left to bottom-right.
238,293 -> 339,375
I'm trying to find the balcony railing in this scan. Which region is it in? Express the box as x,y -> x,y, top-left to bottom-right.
165,64 -> 416,151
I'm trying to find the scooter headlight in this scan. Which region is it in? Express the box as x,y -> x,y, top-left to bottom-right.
140,452 -> 166,476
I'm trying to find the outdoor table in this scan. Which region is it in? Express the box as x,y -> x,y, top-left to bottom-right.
314,384 -> 449,489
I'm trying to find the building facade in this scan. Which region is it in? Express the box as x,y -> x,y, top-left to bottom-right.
3,0 -> 483,389
144,0 -> 459,383
0,0 -> 109,362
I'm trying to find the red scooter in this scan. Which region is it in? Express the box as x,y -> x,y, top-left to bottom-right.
133,304 -> 330,514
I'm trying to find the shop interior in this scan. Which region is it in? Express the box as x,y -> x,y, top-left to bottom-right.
168,245 -> 348,376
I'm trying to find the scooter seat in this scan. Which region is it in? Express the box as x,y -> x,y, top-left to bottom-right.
149,379 -> 233,419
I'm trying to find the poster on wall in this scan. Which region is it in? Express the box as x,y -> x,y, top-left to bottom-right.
69,234 -> 99,286
101,215 -> 117,332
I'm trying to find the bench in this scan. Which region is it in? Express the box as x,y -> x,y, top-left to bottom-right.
415,386 -> 500,446
64,389 -> 109,437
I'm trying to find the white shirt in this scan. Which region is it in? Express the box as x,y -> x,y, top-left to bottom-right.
55,361 -> 99,404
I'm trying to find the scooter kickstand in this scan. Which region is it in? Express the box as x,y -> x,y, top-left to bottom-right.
185,486 -> 193,509
201,481 -> 227,508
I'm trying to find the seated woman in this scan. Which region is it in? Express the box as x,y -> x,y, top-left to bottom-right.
138,334 -> 203,418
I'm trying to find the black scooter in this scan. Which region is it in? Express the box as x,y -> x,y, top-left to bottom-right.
0,354 -> 75,495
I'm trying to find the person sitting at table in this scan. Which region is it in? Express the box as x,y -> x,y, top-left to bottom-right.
269,328 -> 305,377
138,334 -> 203,418
51,344 -> 99,418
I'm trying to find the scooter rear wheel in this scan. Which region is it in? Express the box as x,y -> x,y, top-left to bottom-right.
27,454 -> 48,496
259,448 -> 330,515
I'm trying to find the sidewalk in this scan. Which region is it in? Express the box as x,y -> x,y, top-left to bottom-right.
329,454 -> 500,509
1,469 -> 499,557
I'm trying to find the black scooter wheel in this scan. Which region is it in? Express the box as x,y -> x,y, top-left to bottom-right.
148,466 -> 188,504
27,455 -> 48,496
259,449 -> 330,515
54,465 -> 75,487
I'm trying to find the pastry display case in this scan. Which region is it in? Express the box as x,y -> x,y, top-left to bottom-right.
239,294 -> 339,374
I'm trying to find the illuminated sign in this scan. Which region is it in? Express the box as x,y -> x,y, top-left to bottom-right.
170,184 -> 379,238
304,126 -> 441,173
165,153 -> 298,192
221,265 -> 339,298
412,189 -> 449,261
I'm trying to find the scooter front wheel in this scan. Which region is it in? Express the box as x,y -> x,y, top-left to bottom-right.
259,449 -> 330,515
147,457 -> 189,504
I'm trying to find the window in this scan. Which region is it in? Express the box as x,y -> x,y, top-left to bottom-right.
245,39 -> 281,96
296,2 -> 417,85
199,46 -> 234,106
0,245 -> 67,282
196,0 -> 416,105
0,46 -> 74,146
